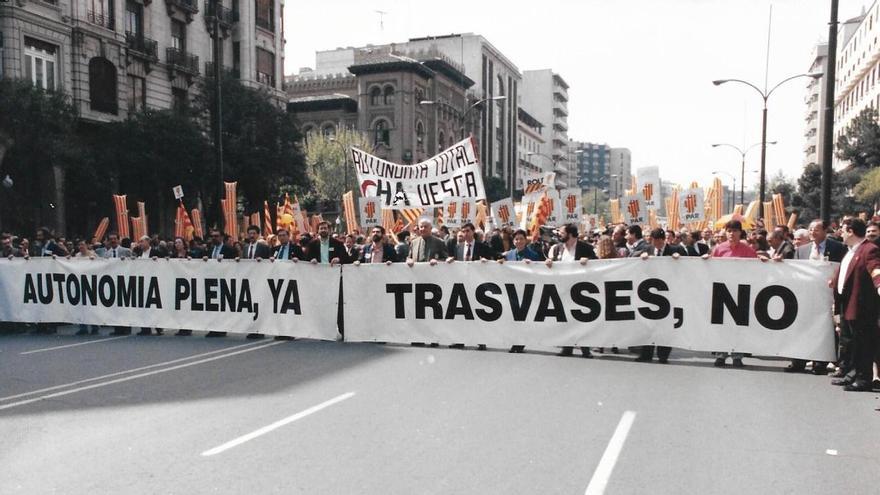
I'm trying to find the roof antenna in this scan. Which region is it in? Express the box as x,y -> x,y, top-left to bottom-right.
375,10 -> 387,31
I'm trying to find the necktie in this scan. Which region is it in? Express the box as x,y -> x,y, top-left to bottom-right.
280,245 -> 286,260
248,244 -> 255,259
213,245 -> 220,259
465,243 -> 471,261
655,248 -> 661,256
112,248 -> 117,258
810,243 -> 821,260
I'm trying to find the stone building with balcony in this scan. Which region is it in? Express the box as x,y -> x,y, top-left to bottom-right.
521,69 -> 572,188
286,47 -> 476,167
0,0 -> 284,232
516,107 -> 544,189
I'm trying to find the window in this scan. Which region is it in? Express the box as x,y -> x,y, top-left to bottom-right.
256,48 -> 275,87
255,0 -> 274,30
24,38 -> 58,91
172,87 -> 188,114
302,125 -> 316,144
370,86 -> 381,106
88,0 -> 115,30
416,121 -> 424,151
322,124 -> 336,139
171,20 -> 186,51
89,57 -> 118,114
373,120 -> 390,147
232,42 -> 241,76
126,0 -> 143,37
383,85 -> 395,105
128,75 -> 146,112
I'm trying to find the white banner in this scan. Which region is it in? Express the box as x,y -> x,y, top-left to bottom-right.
679,187 -> 705,224
544,190 -> 562,227
359,197 -> 382,230
622,194 -> 647,225
560,188 -> 582,224
342,259 -> 836,361
461,198 -> 477,226
442,197 -> 463,229
351,137 -> 486,210
0,258 -> 340,339
491,198 -> 517,229
521,171 -> 555,194
637,166 -> 661,210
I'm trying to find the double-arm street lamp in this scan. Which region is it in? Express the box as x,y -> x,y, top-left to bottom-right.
710,141 -> 777,206
713,72 -> 822,219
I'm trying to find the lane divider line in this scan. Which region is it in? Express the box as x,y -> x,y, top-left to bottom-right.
201,392 -> 357,457
0,340 -> 275,403
584,410 -> 637,495
19,336 -> 132,355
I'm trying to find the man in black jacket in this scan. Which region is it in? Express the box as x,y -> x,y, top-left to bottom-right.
682,231 -> 709,256
272,228 -> 305,261
448,223 -> 496,261
243,225 -> 272,259
359,226 -> 398,263
306,221 -> 351,265
549,223 -> 597,358
205,229 -> 236,337
635,228 -> 686,363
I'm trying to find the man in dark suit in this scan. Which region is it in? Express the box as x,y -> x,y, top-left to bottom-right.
359,226 -> 398,263
789,219 -> 847,373
272,228 -> 305,261
204,229 -> 236,337
243,225 -> 272,260
768,228 -> 795,260
682,231 -> 709,256
135,236 -> 167,336
306,221 -> 350,265
625,225 -> 651,258
449,222 -> 495,262
866,221 -> 879,248
342,234 -> 361,262
635,228 -> 687,363
830,218 -> 880,391
407,218 -> 448,263
548,223 -> 597,358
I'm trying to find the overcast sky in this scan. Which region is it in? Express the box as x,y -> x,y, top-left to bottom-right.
284,0 -> 866,189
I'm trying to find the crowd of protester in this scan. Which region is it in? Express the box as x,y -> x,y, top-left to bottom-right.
2,214 -> 879,394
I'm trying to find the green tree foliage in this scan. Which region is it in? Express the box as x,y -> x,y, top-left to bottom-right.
0,79 -> 79,233
194,75 -> 308,215
836,106 -> 880,168
854,167 -> 880,207
768,171 -> 796,211
483,176 -> 509,203
304,128 -> 371,206
793,163 -> 870,222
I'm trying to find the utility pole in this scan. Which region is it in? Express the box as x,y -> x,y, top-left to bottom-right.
211,0 -> 224,230
820,0 -> 839,223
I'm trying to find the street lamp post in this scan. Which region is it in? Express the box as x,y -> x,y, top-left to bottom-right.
711,141 -> 776,205
713,72 -> 822,220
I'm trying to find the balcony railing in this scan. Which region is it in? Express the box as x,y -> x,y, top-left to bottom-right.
166,47 -> 199,75
87,9 -> 115,30
125,33 -> 159,61
166,0 -> 198,14
204,1 -> 237,25
205,62 -> 241,79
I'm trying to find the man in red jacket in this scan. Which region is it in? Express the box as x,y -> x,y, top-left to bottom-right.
831,218 -> 880,392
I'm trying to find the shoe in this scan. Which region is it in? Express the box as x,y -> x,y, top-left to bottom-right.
611,347 -> 620,354
175,330 -> 192,336
714,357 -> 727,367
831,378 -> 851,386
580,348 -> 593,358
634,355 -> 652,362
658,358 -> 669,364
829,369 -> 845,378
246,333 -> 265,340
155,329 -> 164,336
731,358 -> 744,368
75,329 -> 88,336
783,364 -> 805,373
509,346 -> 525,353
274,336 -> 294,341
811,367 -> 828,375
205,331 -> 227,338
872,379 -> 880,391
137,329 -> 151,336
411,343 -> 426,347
477,345 -> 487,351
843,381 -> 873,392
557,347 -> 574,357
449,344 -> 465,349
429,343 -> 439,348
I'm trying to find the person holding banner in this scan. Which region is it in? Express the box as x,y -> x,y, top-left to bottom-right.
448,223 -> 495,262
407,219 -> 448,264
625,225 -> 651,258
359,226 -> 398,264
243,226 -> 272,260
635,228 -> 686,363
501,229 -> 543,263
205,229 -> 236,338
135,236 -> 166,336
103,232 -> 133,336
830,218 -> 880,392
272,228 -> 305,261
306,221 -> 350,265
548,224 -> 597,358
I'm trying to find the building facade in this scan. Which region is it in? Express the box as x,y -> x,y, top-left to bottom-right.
516,107 -> 544,188
286,47 -> 475,167
803,43 -> 827,168
572,142 -> 611,193
608,147 -> 631,199
521,69 -> 571,189
303,34 -> 522,195
832,7 -> 873,167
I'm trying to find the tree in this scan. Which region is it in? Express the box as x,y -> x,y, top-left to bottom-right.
854,167 -> 880,211
304,128 -> 371,208
836,106 -> 880,168
194,75 -> 308,217
793,163 -> 871,223
483,176 -> 508,203
768,171 -> 796,214
0,79 -> 80,234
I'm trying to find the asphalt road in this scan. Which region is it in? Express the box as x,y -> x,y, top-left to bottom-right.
1,326 -> 878,494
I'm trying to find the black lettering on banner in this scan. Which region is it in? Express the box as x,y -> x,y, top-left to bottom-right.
220,279 -> 236,312
117,275 -> 136,308
145,277 -> 162,309
394,182 -> 410,207
189,278 -> 204,311
268,279 -> 283,313
66,275 -> 80,305
351,149 -> 364,173
711,283 -> 750,326
474,283 -> 502,322
754,286 -> 798,330
386,283 -> 413,319
81,275 -> 97,306
570,282 -> 601,322
415,284 -> 443,319
535,285 -> 567,322
204,278 -> 219,311
445,283 -> 474,320
37,274 -> 53,304
175,278 -> 190,310
275,280 -> 299,315
505,284 -> 535,322
23,274 -> 37,304
98,275 -> 115,307
52,273 -> 65,304
605,281 -> 635,321
636,278 -> 670,320
377,180 -> 394,206
465,172 -> 478,197
137,276 -> 145,307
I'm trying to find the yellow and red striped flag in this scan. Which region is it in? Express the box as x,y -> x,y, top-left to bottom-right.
191,209 -> 204,239
263,201 -> 273,236
382,208 -> 395,233
130,216 -> 145,240
249,212 -> 259,232
342,191 -> 358,234
112,194 -> 130,239
137,201 -> 148,237
400,208 -> 424,225
175,201 -> 195,241
223,181 -> 238,240
92,217 -> 109,244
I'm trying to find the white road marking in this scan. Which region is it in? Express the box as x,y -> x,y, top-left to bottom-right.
201,392 -> 356,457
19,335 -> 131,355
1,340 -> 268,403
0,341 -> 284,410
584,410 -> 637,495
